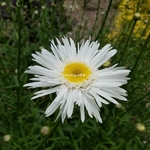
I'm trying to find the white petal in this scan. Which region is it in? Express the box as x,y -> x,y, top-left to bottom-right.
45,102 -> 60,117
62,37 -> 77,59
55,102 -> 66,122
24,81 -> 58,88
66,92 -> 75,118
88,98 -> 102,123
103,89 -> 127,101
45,87 -> 68,115
91,49 -> 117,68
75,90 -> 83,106
90,88 -> 109,106
25,65 -> 58,78
82,93 -> 93,118
32,86 -> 60,99
33,49 -> 60,70
94,88 -> 119,105
80,104 -> 85,122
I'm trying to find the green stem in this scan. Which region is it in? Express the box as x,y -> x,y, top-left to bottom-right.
36,119 -> 61,150
116,132 -> 137,150
17,0 -> 21,113
143,136 -> 150,149
126,92 -> 150,114
106,0 -> 122,37
95,0 -> 113,40
75,10 -> 85,41
129,33 -> 150,78
114,19 -> 133,48
119,20 -> 137,63
107,91 -> 150,134
91,0 -> 100,37
83,0 -> 87,9
0,57 -> 5,75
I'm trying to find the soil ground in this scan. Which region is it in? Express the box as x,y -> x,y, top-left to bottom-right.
64,0 -> 117,39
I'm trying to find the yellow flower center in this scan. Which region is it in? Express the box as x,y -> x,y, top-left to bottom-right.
62,62 -> 92,83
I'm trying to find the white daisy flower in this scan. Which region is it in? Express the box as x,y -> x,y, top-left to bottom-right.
24,37 -> 130,123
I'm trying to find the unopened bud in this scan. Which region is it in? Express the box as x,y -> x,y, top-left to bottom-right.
39,46 -> 44,50
1,2 -> 6,6
4,134 -> 11,142
136,123 -> 146,132
115,103 -> 122,109
103,60 -> 111,67
133,12 -> 141,21
41,5 -> 46,9
34,10 -> 39,15
41,126 -> 50,136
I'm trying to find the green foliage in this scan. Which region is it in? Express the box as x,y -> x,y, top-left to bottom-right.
0,0 -> 150,149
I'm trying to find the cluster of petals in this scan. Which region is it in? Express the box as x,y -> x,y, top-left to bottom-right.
24,37 -> 130,123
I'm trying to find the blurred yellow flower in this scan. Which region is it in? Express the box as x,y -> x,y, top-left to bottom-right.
108,0 -> 150,41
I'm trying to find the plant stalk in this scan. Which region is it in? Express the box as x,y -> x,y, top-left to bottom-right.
119,20 -> 137,63
36,119 -> 61,150
95,0 -> 113,40
129,33 -> 150,78
17,0 -> 21,113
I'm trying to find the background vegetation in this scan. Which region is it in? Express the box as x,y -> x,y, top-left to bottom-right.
0,0 -> 150,149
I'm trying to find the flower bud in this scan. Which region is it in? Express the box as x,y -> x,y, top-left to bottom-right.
39,46 -> 44,50
41,5 -> 46,9
133,12 -> 141,21
103,60 -> 111,67
41,126 -> 50,136
115,103 -> 122,109
4,134 -> 11,142
136,123 -> 146,132
34,10 -> 39,15
1,2 -> 6,6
